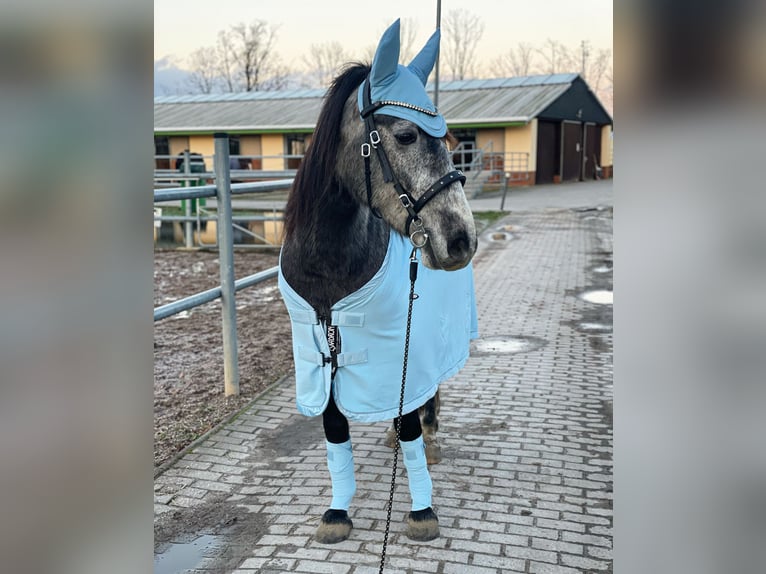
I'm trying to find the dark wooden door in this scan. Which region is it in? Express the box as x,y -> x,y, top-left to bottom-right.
562,122 -> 583,182
535,121 -> 559,184
583,124 -> 602,180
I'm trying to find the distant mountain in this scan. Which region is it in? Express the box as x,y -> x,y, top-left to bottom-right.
154,57 -> 193,97
154,58 -> 339,97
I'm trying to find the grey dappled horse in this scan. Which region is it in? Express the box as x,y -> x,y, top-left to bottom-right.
279,21 -> 476,544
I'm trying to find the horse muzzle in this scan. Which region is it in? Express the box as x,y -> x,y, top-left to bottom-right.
421,221 -> 477,271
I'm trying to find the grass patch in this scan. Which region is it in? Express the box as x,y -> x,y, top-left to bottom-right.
473,210 -> 507,226
472,210 -> 507,234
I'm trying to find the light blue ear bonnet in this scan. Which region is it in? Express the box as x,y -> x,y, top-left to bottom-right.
358,19 -> 447,138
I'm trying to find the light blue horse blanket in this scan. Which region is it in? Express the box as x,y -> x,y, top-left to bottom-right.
278,230 -> 478,422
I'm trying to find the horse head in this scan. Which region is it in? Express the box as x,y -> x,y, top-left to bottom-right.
334,20 -> 477,271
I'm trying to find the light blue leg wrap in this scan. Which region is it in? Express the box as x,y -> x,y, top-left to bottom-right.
400,436 -> 432,511
325,439 -> 356,511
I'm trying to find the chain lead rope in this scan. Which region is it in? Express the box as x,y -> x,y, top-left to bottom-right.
378,248 -> 419,574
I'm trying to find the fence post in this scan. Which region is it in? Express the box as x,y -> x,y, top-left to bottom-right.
183,150 -> 193,248
213,133 -> 240,396
500,171 -> 511,211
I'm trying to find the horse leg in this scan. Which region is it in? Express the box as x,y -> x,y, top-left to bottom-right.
385,392 -> 442,465
421,392 -> 442,465
316,395 -> 354,544
398,409 -> 440,541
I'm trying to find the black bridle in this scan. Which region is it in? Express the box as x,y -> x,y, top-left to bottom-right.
359,79 -> 466,248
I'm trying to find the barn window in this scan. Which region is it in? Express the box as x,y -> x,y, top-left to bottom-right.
154,136 -> 170,169
228,135 -> 241,156
450,128 -> 477,170
228,135 -> 244,169
285,134 -> 306,169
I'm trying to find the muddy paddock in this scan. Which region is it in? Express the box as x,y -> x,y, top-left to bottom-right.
154,247 -> 293,469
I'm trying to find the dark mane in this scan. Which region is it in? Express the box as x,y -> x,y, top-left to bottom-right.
283,63 -> 371,240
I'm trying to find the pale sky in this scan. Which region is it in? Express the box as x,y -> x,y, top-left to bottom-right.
154,0 -> 613,69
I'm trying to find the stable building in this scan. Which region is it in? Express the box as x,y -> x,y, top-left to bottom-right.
154,73 -> 612,189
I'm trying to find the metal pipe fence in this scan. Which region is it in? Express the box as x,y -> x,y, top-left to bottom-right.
153,134 -> 294,396
153,179 -> 293,203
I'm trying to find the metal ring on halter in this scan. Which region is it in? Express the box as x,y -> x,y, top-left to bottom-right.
361,142 -> 371,157
369,129 -> 381,147
409,218 -> 428,248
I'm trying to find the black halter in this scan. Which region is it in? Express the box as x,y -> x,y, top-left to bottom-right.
359,79 -> 466,248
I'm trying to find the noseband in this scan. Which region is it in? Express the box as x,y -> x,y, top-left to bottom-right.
359,79 -> 466,248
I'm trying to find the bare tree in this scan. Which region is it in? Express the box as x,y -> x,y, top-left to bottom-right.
441,9 -> 485,80
186,47 -> 219,94
303,42 -> 351,88
259,60 -> 298,91
491,42 -> 535,77
600,66 -> 613,114
200,20 -> 281,92
233,21 -> 279,91
587,48 -> 613,114
561,40 -> 613,113
581,44 -> 612,93
535,38 -> 577,74
216,29 -> 237,92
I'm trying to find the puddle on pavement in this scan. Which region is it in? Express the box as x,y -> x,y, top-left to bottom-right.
471,335 -> 547,355
579,289 -> 613,305
154,534 -> 222,574
577,322 -> 612,333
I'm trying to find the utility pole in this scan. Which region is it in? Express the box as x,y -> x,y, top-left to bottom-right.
434,0 -> 442,109
581,40 -> 589,77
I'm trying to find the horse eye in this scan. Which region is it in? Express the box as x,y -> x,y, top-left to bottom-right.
394,132 -> 417,145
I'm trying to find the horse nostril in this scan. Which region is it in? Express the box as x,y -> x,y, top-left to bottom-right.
448,231 -> 470,259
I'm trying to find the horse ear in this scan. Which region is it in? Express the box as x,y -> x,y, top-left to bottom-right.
370,19 -> 401,86
407,28 -> 440,85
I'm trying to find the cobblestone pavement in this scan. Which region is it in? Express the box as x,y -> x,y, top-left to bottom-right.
155,193 -> 614,573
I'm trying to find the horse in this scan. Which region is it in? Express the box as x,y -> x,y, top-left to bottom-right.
384,394 -> 441,464
278,19 -> 478,544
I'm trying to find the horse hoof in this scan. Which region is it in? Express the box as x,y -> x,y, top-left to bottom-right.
406,507 -> 439,541
424,441 -> 442,465
315,509 -> 353,544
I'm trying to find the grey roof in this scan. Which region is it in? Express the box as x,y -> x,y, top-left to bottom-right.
154,74 -> 581,132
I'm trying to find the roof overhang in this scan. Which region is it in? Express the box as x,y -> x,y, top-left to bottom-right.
154,125 -> 316,135
445,117 -> 530,128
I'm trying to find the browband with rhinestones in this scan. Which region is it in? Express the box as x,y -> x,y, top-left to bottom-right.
376,100 -> 439,117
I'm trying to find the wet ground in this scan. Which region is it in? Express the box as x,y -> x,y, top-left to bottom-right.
154,248 -> 293,469
154,198 -> 614,573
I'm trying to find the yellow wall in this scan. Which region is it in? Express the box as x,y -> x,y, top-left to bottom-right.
261,134 -> 285,170
239,135 -> 262,168
239,135 -> 261,156
249,212 -> 285,245
504,119 -> 537,172
188,135 -> 216,169
476,129 -> 505,153
600,126 -> 613,167
169,136 -> 189,157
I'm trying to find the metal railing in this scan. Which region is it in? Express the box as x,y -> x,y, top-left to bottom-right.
153,134 -> 294,396
452,141 -> 495,198
153,153 -> 304,177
